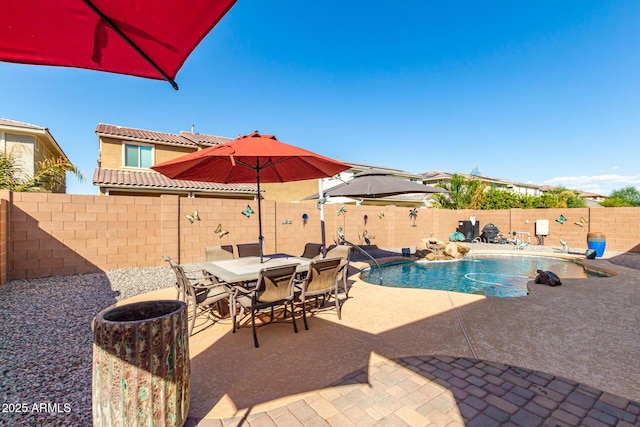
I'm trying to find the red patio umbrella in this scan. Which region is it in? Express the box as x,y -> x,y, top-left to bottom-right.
152,132 -> 351,261
0,0 -> 237,90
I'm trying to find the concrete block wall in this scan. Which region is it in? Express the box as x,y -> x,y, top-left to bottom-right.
177,198 -> 274,264
0,195 -> 8,284
8,193 -> 165,279
593,207 -> 640,252
0,190 -> 639,284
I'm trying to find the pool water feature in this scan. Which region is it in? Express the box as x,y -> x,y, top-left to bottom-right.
360,255 -> 606,297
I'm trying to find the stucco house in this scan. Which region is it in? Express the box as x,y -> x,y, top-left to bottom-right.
0,118 -> 71,193
421,170 -> 544,196
92,124 -> 258,198
91,124 -> 393,205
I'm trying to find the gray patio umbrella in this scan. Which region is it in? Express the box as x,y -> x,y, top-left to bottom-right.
306,169 -> 449,200
306,168 -> 449,258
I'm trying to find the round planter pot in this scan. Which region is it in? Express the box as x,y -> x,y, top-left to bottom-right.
587,232 -> 606,258
92,300 -> 190,427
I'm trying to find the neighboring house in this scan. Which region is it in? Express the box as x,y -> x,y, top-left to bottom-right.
421,170 -> 544,196
423,169 -> 606,206
92,124 -> 257,198
0,118 -> 71,193
538,186 -> 606,207
575,190 -> 606,207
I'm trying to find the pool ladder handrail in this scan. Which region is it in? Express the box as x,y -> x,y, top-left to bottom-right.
341,238 -> 383,284
508,231 -> 531,250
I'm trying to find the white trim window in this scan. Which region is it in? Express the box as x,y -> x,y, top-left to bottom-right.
124,143 -> 153,168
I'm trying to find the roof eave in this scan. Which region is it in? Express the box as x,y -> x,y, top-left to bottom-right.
96,183 -> 257,196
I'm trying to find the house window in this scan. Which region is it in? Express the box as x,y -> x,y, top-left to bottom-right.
124,144 -> 153,168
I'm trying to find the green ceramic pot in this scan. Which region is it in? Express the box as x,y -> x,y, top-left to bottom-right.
92,300 -> 190,427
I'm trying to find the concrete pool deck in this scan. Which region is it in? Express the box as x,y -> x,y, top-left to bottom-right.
125,246 -> 640,426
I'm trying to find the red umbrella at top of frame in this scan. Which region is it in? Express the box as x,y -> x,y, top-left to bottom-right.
152,131 -> 351,261
0,0 -> 237,89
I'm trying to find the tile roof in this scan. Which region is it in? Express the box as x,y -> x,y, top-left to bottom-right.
95,124 -> 196,147
179,131 -> 233,146
95,124 -> 235,149
345,162 -> 424,180
93,168 -> 258,194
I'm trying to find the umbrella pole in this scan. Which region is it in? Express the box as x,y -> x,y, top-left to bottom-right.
257,170 -> 264,263
319,179 -> 327,258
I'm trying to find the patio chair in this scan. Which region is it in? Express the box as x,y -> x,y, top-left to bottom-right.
230,263 -> 299,348
300,242 -> 324,259
164,255 -> 230,335
323,244 -> 352,297
296,257 -> 345,330
205,245 -> 235,261
202,245 -> 235,285
164,255 -> 185,302
236,243 -> 261,258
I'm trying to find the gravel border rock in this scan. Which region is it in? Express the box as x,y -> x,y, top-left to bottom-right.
0,264 -> 185,426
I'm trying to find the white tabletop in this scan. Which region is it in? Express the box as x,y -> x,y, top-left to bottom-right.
199,254 -> 312,284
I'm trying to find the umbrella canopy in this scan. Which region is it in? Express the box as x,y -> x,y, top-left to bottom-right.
0,0 -> 237,90
152,132 -> 351,261
309,169 -> 449,199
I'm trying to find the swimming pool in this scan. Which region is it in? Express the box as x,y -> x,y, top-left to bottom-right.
360,255 -> 606,297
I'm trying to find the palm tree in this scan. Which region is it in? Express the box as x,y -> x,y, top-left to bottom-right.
0,151 -> 83,192
434,174 -> 486,209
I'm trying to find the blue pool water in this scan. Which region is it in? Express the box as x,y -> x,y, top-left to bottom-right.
360,255 -> 603,298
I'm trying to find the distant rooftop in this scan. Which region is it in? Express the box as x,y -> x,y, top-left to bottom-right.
421,170 -> 542,190
0,117 -> 68,159
0,118 -> 46,130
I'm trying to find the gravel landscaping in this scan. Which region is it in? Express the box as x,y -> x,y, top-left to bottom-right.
0,264 -> 180,426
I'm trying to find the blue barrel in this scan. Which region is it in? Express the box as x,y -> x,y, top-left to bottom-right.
587,232 -> 606,257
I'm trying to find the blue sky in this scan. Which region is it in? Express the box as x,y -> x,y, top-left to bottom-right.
2,1 -> 639,196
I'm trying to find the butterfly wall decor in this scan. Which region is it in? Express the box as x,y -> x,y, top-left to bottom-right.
336,205 -> 347,216
242,205 -> 254,218
574,217 -> 587,227
186,209 -> 200,223
281,219 -> 292,225
555,215 -> 566,224
215,223 -> 229,238
377,210 -> 385,219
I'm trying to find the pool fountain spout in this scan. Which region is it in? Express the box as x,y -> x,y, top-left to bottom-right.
340,238 -> 383,284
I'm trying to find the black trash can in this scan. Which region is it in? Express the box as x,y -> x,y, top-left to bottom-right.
457,220 -> 480,242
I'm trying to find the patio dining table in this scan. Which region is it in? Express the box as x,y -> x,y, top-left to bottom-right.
198,253 -> 312,285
